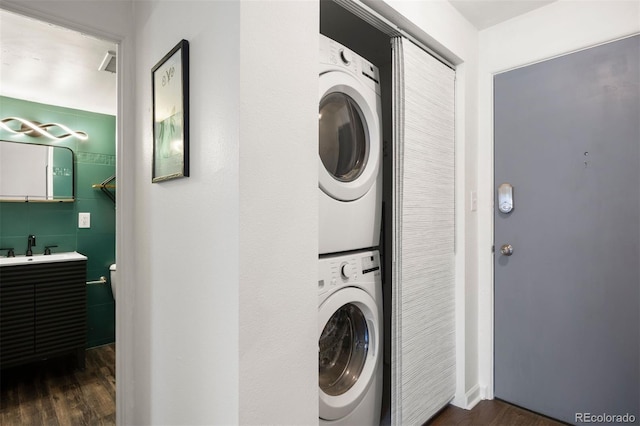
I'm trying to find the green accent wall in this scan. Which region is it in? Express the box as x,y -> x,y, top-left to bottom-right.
0,96 -> 116,348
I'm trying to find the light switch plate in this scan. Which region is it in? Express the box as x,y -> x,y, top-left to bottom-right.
79,212 -> 91,228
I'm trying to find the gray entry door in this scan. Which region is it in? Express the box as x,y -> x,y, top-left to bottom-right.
494,35 -> 639,425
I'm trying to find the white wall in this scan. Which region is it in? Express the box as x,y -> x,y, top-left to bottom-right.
133,0 -> 318,424
237,1 -> 318,424
132,0 -> 243,423
477,0 -> 640,400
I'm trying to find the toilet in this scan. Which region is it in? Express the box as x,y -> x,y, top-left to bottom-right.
109,264 -> 117,300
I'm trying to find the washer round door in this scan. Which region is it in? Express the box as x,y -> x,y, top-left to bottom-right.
319,71 -> 381,202
318,287 -> 380,420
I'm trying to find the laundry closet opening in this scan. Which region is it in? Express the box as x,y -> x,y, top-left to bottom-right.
320,1 -> 458,425
320,1 -> 393,422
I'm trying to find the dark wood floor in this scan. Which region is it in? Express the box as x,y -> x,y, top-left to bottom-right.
2,346 -> 564,426
0,344 -> 115,426
428,399 -> 567,426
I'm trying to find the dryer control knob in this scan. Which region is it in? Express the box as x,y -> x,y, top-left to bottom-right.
339,49 -> 352,65
340,262 -> 354,280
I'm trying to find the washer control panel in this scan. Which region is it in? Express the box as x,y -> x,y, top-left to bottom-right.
340,261 -> 355,280
361,254 -> 380,275
318,250 -> 380,295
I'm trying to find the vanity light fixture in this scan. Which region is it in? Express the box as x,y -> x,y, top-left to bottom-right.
0,117 -> 89,141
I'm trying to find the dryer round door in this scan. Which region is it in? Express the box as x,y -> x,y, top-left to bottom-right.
319,71 -> 381,202
318,287 -> 380,420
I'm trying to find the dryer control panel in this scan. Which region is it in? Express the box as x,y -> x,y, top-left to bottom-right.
319,34 -> 381,96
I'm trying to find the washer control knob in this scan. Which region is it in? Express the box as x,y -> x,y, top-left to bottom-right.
339,49 -> 352,65
340,262 -> 354,280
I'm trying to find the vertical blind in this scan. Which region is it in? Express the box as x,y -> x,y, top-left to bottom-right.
391,36 -> 456,425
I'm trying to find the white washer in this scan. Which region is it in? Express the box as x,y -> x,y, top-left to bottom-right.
319,250 -> 383,426
319,34 -> 383,255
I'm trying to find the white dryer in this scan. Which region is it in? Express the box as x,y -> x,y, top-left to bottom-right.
319,34 -> 383,255
318,250 -> 383,426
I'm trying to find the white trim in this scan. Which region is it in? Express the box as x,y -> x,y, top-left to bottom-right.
453,62 -> 467,412
451,384 -> 482,410
466,385 -> 482,409
494,31 -> 640,77
0,1 -> 121,43
480,385 -> 490,400
115,37 -> 135,426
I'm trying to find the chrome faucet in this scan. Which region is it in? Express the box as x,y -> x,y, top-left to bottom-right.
26,235 -> 36,256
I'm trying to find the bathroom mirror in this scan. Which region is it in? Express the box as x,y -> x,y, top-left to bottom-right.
0,140 -> 74,202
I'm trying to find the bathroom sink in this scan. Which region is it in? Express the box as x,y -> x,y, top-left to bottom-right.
0,251 -> 87,266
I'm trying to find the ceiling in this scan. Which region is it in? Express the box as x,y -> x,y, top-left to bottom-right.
0,2 -> 557,116
449,0 -> 557,30
0,9 -> 117,115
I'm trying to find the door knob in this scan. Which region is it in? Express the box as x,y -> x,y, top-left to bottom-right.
500,244 -> 514,256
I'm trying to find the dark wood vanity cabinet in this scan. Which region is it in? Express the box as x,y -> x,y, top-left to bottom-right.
0,260 -> 87,369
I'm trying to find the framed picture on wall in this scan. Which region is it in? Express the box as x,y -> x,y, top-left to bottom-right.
152,39 -> 189,182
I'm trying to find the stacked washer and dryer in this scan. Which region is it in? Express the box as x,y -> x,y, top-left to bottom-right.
318,34 -> 384,426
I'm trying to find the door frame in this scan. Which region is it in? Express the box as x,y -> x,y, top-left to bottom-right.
478,8 -> 640,400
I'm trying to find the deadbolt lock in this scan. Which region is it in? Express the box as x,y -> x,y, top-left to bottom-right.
498,183 -> 514,214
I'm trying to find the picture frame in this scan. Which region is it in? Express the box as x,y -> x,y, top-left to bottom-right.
152,39 -> 189,182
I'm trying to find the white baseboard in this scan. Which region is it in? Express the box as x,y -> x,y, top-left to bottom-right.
480,384 -> 492,400
466,384 -> 482,409
450,384 -> 482,410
